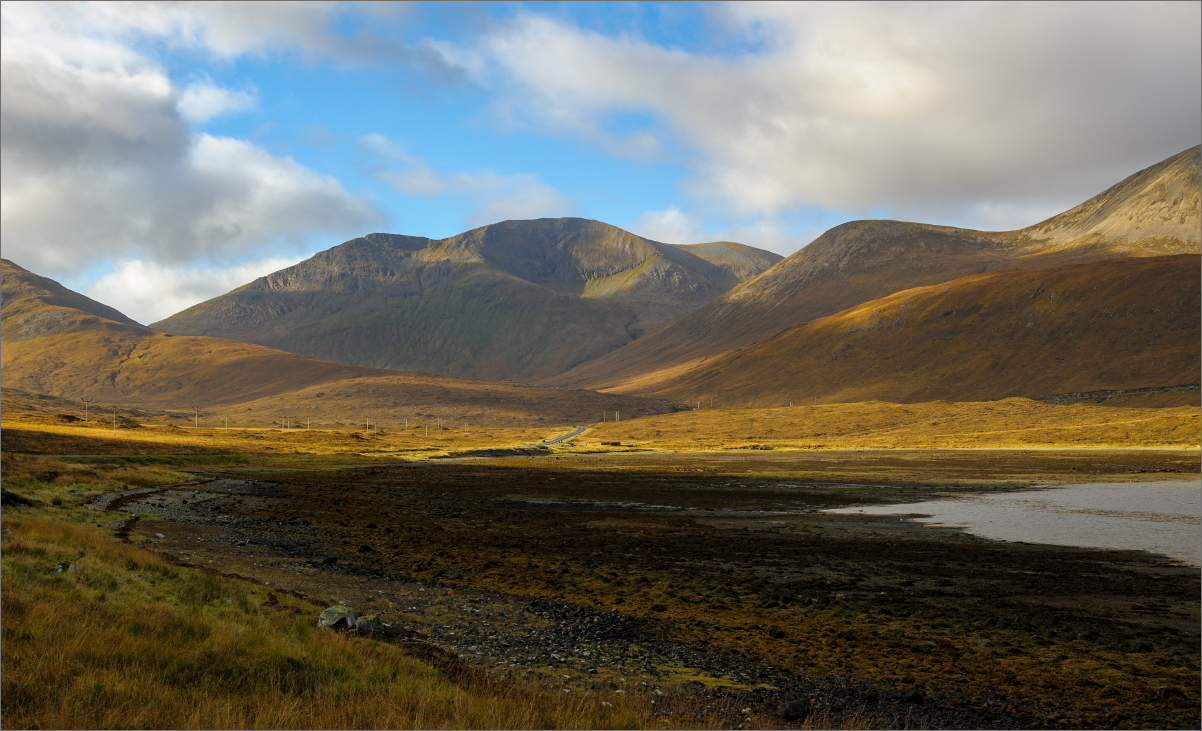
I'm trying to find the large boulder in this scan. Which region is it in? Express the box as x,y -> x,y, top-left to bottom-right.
318,605 -> 357,631
356,614 -> 383,634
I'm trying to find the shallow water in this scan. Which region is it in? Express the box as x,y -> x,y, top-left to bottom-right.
828,481 -> 1202,566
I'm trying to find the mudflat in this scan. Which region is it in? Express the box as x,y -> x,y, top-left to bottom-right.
101,448 -> 1200,729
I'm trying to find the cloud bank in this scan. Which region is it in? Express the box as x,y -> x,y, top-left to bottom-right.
0,2 -> 380,276
458,2 -> 1201,230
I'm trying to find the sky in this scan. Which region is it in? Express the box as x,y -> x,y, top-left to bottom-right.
2,1 -> 1199,325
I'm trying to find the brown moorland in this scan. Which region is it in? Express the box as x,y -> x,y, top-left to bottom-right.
3,391 -> 1199,729
150,220 -> 781,382
0,260 -> 684,427
3,389 -> 1198,462
550,146 -> 1200,394
607,254 -> 1200,406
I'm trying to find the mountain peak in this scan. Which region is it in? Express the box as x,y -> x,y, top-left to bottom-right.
1021,145 -> 1200,252
151,218 -> 780,381
1,258 -> 146,342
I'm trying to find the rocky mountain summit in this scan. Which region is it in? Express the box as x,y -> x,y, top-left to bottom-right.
152,218 -> 781,382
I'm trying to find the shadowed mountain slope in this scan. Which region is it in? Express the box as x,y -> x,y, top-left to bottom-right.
1,259 -> 146,341
0,260 -> 682,424
632,255 -> 1200,407
152,219 -> 781,382
549,146 -> 1200,393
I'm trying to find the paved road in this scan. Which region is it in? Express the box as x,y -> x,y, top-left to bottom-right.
543,427 -> 586,445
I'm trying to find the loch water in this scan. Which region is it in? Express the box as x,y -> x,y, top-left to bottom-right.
827,480 -> 1202,566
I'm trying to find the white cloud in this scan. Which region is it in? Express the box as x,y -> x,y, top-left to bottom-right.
628,206 -> 704,245
628,207 -> 820,256
0,2 -> 381,276
454,3 -> 1201,230
359,134 -> 575,228
82,255 -> 306,325
178,80 -> 257,123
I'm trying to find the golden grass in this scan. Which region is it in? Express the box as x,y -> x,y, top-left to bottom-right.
0,419 -> 567,459
4,396 -> 1198,464
581,398 -> 1202,450
578,255 -> 1201,406
0,515 -> 679,729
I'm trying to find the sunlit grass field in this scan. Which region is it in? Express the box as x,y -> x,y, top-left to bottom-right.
4,397 -> 1195,463
583,398 -> 1201,451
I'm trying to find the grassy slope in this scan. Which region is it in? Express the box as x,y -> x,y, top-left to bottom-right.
237,264 -> 641,382
616,255 -> 1201,406
1,258 -> 145,336
549,146 -> 1201,393
0,260 -> 683,424
152,220 -> 781,382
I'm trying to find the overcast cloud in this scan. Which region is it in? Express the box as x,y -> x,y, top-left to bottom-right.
0,1 -> 381,296
466,2 -> 1200,225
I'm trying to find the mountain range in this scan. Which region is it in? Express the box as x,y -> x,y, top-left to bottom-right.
548,146 -> 1200,400
152,219 -> 780,382
0,259 -> 682,426
3,146 -> 1198,415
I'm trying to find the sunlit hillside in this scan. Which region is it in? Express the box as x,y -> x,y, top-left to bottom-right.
614,255 -> 1201,406
550,146 -> 1201,394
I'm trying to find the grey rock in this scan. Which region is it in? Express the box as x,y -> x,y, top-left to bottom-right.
356,614 -> 383,634
318,605 -> 357,631
978,639 -> 993,647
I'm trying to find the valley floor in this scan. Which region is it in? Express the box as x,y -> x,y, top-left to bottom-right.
2,400 -> 1200,729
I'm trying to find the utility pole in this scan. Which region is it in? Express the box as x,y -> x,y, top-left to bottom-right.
425,423 -> 429,437
814,397 -> 817,406
112,408 -> 116,429
615,410 -> 619,422
224,415 -> 228,431
602,410 -> 606,422
307,417 -> 310,430
464,420 -> 468,434
404,418 -> 408,429
710,397 -> 713,408
192,406 -> 199,428
81,396 -> 94,422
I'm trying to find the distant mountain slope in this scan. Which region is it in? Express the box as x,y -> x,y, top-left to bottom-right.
1,258 -> 146,341
0,260 -> 682,424
549,146 -> 1200,393
634,255 -> 1200,406
152,219 -> 782,382
1017,145 -> 1201,254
